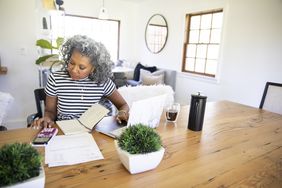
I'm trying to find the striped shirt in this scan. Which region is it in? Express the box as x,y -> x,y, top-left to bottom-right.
45,71 -> 116,120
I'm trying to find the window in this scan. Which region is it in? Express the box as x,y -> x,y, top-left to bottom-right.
50,14 -> 120,62
182,9 -> 223,77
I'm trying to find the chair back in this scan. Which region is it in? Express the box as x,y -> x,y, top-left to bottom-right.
34,88 -> 46,118
259,82 -> 282,114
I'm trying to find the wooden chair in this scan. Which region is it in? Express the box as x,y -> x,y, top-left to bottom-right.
27,88 -> 46,127
259,82 -> 282,114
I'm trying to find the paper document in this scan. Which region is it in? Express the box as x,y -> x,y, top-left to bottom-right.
57,103 -> 109,135
45,133 -> 104,167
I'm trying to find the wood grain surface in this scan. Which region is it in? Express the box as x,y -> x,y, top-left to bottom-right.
1,101 -> 281,187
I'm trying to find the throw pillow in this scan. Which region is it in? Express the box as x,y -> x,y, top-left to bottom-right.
140,69 -> 165,85
132,63 -> 157,81
142,74 -> 164,85
140,69 -> 165,80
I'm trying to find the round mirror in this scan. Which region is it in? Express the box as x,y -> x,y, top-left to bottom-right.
145,14 -> 168,54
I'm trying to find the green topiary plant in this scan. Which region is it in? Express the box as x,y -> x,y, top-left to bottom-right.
117,124 -> 162,154
0,143 -> 42,186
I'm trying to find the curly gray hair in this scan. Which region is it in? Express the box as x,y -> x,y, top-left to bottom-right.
61,35 -> 113,83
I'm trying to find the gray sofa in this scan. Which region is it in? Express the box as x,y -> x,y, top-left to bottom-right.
162,68 -> 176,90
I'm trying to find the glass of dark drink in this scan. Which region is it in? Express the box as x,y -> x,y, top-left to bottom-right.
165,103 -> 180,123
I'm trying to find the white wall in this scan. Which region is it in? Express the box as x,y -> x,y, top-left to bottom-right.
134,0 -> 282,106
0,0 -> 139,129
1,0 -> 281,129
218,0 -> 282,106
0,0 -> 39,129
63,0 -> 139,62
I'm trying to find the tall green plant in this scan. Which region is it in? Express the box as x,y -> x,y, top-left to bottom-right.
35,37 -> 64,65
0,143 -> 42,186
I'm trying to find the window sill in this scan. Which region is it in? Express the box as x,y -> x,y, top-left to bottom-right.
179,72 -> 220,84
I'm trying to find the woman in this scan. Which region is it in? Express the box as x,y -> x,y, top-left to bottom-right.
33,35 -> 129,128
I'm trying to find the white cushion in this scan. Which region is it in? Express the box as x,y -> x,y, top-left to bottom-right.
118,85 -> 174,108
0,92 -> 14,125
142,74 -> 164,85
140,69 -> 165,85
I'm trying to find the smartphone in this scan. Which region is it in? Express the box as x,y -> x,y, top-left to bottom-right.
32,128 -> 58,145
32,137 -> 52,145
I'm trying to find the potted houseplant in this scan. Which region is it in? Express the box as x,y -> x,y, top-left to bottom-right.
0,143 -> 45,187
35,37 -> 64,66
115,124 -> 165,174
36,37 -> 64,87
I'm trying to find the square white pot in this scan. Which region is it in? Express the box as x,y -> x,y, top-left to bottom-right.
114,140 -> 165,174
5,166 -> 45,188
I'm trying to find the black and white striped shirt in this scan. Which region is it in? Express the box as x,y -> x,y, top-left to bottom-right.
45,71 -> 116,120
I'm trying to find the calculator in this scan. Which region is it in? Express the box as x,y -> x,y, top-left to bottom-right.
32,128 -> 58,145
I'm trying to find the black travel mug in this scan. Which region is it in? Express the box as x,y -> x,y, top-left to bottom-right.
188,92 -> 207,131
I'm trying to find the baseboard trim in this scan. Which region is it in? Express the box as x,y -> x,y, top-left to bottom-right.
2,119 -> 26,130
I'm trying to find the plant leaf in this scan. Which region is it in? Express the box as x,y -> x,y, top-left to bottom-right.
35,54 -> 57,65
36,39 -> 54,49
56,37 -> 64,48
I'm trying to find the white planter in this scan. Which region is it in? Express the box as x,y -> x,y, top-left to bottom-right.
114,140 -> 165,174
4,166 -> 45,188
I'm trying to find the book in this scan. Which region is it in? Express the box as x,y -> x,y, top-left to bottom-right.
56,103 -> 110,135
32,127 -> 58,146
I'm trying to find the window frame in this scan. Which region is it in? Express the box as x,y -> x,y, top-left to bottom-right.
50,14 -> 121,61
182,9 -> 223,78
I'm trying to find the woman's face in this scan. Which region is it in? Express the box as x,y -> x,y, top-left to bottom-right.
67,50 -> 94,80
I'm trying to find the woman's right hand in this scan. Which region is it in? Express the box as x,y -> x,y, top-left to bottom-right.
31,117 -> 54,129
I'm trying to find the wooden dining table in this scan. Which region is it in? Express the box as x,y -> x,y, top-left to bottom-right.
1,100 -> 281,187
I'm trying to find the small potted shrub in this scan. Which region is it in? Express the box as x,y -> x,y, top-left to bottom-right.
115,124 -> 165,174
0,143 -> 45,187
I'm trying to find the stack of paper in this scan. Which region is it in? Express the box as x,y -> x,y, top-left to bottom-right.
45,133 -> 103,167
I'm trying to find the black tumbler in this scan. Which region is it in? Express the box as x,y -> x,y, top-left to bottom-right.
188,92 -> 207,131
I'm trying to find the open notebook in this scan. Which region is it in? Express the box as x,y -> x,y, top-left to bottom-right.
95,94 -> 167,138
57,103 -> 109,135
